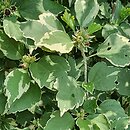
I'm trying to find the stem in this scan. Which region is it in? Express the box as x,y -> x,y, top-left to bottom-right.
88,53 -> 97,58
80,49 -> 97,83
80,47 -> 87,83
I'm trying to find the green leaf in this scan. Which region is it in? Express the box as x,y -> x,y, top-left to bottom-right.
20,13 -> 64,45
119,22 -> 130,39
4,69 -> 31,109
87,22 -> 102,34
68,0 -> 75,7
39,112 -> 51,129
12,0 -> 45,20
99,99 -> 127,120
30,55 -> 85,115
76,118 -> 91,130
116,69 -> 130,96
88,62 -> 119,91
3,16 -> 25,42
55,76 -> 85,116
100,2 -> 111,18
67,57 -> 81,80
0,51 -> 4,58
82,82 -> 94,94
12,0 -> 64,20
75,0 -> 99,27
20,20 -> 49,44
102,24 -> 119,39
0,93 -> 7,114
120,7 -> 130,22
38,12 -> 64,31
111,0 -> 122,24
0,31 -> 24,60
44,111 -> 74,130
90,114 -> 110,130
83,97 -> 97,114
0,70 -> 5,90
61,9 -> 75,31
97,33 -> 130,67
29,55 -> 70,89
7,83 -> 41,113
16,110 -> 34,126
115,117 -> 130,130
37,30 -> 74,53
92,124 -> 100,130
42,0 -> 65,15
39,12 -> 64,31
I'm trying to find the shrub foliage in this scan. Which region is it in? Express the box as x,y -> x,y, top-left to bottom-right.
0,0 -> 130,129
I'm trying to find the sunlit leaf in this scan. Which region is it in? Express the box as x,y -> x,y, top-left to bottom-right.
87,23 -> 102,34
37,30 -> 74,53
90,114 -> 110,130
97,33 -> 130,67
3,16 -> 25,42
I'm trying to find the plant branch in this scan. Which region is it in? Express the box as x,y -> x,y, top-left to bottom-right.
80,47 -> 87,83
88,53 -> 97,58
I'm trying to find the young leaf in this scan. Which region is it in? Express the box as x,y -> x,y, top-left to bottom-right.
75,0 -> 99,27
87,22 -> 102,35
61,10 -> 75,31
120,7 -> 130,22
82,82 -> 95,94
97,33 -> 130,67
